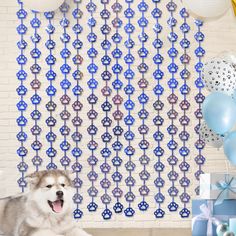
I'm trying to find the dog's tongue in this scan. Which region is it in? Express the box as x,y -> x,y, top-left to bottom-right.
52,200 -> 62,213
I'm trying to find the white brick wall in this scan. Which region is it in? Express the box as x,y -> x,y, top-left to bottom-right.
0,0 -> 236,230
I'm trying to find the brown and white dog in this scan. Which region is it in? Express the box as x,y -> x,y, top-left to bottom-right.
0,170 -> 92,236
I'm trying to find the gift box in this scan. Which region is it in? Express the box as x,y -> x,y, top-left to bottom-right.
200,173 -> 236,205
192,200 -> 236,236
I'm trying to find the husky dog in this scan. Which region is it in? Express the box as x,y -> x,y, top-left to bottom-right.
0,170 -> 91,236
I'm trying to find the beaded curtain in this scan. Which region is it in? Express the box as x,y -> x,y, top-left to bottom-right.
16,0 -> 205,224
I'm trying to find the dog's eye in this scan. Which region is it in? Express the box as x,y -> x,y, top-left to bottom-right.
46,185 -> 52,189
61,184 -> 65,187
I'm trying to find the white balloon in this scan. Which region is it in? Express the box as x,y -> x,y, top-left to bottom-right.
202,59 -> 236,96
223,232 -> 235,236
182,0 -> 231,19
216,223 -> 229,236
199,121 -> 224,148
23,0 -> 64,12
218,51 -> 236,67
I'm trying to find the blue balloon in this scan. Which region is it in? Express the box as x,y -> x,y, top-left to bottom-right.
224,131 -> 236,166
202,92 -> 236,135
233,89 -> 236,103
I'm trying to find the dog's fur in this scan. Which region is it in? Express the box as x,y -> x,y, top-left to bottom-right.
0,170 -> 91,236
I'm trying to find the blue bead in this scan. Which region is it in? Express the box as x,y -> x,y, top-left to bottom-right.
17,55 -> 27,65
72,8 -> 83,19
73,209 -> 83,219
168,202 -> 179,212
88,17 -> 96,27
113,202 -> 123,213
138,2 -> 148,12
102,209 -> 112,220
124,8 -> 135,18
124,69 -> 135,80
17,39 -> 27,50
152,8 -> 162,19
138,17 -> 148,27
153,38 -> 163,49
124,131 -> 135,141
180,38 -> 190,49
86,2 -> 96,13
30,18 -> 41,28
180,23 -> 190,33
16,9 -> 27,19
87,48 -> 98,58
112,33 -> 122,44
73,24 -> 83,34
17,131 -> 27,142
138,201 -> 149,211
30,94 -> 41,105
124,207 -> 135,217
44,11 -> 54,19
124,23 -> 135,34
87,63 -> 98,74
154,208 -> 165,218
166,2 -> 177,12
180,8 -> 189,18
153,53 -> 164,64
179,208 -> 190,218
195,32 -> 205,42
17,24 -> 27,35
112,64 -> 123,74
168,63 -> 178,73
87,202 -> 98,212
17,147 -> 28,157
31,33 -> 41,43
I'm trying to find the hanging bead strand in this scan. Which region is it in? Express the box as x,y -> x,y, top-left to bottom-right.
179,8 -> 191,218
124,0 -> 136,218
71,0 -> 84,219
59,2 -> 71,170
45,11 -> 58,170
137,0 -> 150,212
86,0 -> 99,213
194,20 -> 206,195
16,0 -> 28,191
111,0 -> 124,214
100,0 -> 113,220
30,11 -> 42,171
166,0 -> 179,213
152,0 -> 165,219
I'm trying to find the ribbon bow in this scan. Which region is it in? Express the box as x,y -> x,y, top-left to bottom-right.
213,176 -> 236,206
192,201 -> 221,236
232,0 -> 236,16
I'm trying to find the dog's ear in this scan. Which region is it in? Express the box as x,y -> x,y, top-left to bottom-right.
25,171 -> 47,189
62,170 -> 75,186
25,172 -> 39,189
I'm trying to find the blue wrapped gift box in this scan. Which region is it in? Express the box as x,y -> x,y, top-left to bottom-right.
192,200 -> 236,236
200,173 -> 236,204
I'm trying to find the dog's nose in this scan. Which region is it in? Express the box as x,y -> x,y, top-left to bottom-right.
56,191 -> 64,198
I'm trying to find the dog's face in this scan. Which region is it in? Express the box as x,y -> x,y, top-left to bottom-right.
27,170 -> 74,215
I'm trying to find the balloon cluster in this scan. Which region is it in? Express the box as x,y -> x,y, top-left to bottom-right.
200,53 -> 236,165
216,223 -> 235,236
23,0 -> 64,12
182,0 -> 232,20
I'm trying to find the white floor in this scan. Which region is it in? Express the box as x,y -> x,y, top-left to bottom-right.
0,229 -> 191,236
88,229 -> 191,236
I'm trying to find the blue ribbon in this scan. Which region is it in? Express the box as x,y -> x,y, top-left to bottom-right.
213,176 -> 236,205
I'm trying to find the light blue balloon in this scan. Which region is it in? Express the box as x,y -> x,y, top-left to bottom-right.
233,89 -> 236,103
202,92 -> 236,135
224,132 -> 236,166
